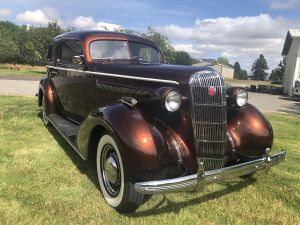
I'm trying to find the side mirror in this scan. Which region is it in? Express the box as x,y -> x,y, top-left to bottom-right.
72,55 -> 84,65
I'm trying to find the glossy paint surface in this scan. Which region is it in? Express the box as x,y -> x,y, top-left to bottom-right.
40,31 -> 275,180
227,104 -> 273,157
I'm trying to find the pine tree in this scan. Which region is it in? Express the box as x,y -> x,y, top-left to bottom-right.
269,58 -> 286,83
233,62 -> 242,79
251,54 -> 269,81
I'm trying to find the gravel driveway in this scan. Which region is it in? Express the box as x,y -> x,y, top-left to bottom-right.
0,77 -> 299,115
248,92 -> 300,115
0,77 -> 39,96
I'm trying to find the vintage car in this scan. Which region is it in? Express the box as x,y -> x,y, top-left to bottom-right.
38,30 -> 286,213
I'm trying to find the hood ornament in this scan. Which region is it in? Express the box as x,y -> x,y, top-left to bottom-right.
208,86 -> 217,97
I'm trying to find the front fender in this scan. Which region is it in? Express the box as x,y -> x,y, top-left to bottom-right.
77,103 -> 174,181
227,103 -> 274,158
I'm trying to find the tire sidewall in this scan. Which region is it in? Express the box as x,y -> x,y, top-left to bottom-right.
42,96 -> 49,126
96,134 -> 125,208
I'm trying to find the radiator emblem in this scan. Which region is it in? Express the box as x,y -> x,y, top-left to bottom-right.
208,86 -> 217,96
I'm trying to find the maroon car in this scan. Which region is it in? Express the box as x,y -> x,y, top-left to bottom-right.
38,30 -> 286,212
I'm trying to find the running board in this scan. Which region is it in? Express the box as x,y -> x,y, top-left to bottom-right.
47,114 -> 85,160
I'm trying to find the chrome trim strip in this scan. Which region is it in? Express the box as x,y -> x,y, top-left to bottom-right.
47,115 -> 86,161
47,66 -> 179,85
134,150 -> 286,194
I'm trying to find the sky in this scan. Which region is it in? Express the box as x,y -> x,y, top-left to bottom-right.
0,0 -> 300,71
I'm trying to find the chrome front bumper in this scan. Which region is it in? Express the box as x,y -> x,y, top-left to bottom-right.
134,150 -> 286,195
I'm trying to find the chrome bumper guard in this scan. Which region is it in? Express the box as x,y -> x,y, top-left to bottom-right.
134,150 -> 286,195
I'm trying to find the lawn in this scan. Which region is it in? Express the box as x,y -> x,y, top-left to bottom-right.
0,96 -> 299,225
0,69 -> 45,77
0,64 -> 46,78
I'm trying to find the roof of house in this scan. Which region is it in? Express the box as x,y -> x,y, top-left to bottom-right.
282,29 -> 300,56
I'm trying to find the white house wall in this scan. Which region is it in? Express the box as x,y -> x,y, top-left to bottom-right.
212,65 -> 234,79
283,38 -> 300,95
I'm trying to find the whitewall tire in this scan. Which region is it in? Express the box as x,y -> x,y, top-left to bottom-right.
42,96 -> 50,126
96,134 -> 145,213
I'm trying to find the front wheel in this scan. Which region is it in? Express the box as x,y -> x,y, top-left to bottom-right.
96,134 -> 145,213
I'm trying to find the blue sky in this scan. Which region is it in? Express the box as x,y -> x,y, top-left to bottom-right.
1,0 -> 300,71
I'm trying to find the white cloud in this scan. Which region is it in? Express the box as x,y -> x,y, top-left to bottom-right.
271,0 -> 300,9
96,22 -> 121,31
156,14 -> 300,71
16,7 -> 62,26
71,16 -> 96,29
71,16 -> 121,31
0,8 -> 12,18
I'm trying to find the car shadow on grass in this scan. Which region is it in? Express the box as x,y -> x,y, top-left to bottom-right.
278,102 -> 300,115
127,176 -> 256,217
37,112 -> 100,190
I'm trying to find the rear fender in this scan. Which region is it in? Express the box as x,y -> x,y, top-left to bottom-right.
38,78 -> 56,114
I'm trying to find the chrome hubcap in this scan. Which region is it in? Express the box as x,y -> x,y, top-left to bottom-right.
104,156 -> 118,184
101,144 -> 121,196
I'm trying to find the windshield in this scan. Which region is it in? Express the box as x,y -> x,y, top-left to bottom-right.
89,40 -> 162,64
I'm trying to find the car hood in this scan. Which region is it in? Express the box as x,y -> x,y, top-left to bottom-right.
90,63 -> 215,85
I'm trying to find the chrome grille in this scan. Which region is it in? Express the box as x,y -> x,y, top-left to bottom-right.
189,71 -> 227,171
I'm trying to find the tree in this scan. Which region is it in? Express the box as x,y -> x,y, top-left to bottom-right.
251,54 -> 269,80
141,27 -> 176,64
0,21 -> 64,65
233,62 -> 248,80
269,58 -> 286,83
240,70 -> 248,80
174,51 -> 193,65
0,34 -> 19,63
217,56 -> 231,67
233,62 -> 241,79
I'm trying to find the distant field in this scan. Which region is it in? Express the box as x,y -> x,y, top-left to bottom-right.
0,64 -> 46,78
225,78 -> 281,86
0,96 -> 299,225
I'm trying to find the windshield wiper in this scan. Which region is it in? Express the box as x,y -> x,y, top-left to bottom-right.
131,56 -> 152,64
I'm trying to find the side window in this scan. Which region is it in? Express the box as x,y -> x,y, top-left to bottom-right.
48,43 -> 56,64
130,42 -> 161,64
60,39 -> 83,65
61,40 -> 75,64
75,41 -> 83,56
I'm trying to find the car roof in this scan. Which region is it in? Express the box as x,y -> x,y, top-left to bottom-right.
54,30 -> 158,48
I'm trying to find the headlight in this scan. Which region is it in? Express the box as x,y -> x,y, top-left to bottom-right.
165,90 -> 181,112
236,89 -> 248,107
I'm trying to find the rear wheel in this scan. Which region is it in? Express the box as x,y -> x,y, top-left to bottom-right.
96,134 -> 145,213
42,96 -> 50,126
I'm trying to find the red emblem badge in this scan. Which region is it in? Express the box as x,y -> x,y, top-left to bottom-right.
208,86 -> 216,96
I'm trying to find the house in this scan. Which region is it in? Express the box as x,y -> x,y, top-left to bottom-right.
282,29 -> 300,96
193,60 -> 234,79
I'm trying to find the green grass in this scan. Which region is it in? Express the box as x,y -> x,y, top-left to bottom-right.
0,69 -> 46,77
0,96 -> 299,225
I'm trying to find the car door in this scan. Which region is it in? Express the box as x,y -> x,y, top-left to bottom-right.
52,38 -> 87,122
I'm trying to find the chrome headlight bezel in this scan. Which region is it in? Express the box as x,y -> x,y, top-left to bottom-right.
236,89 -> 248,107
165,90 -> 182,112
